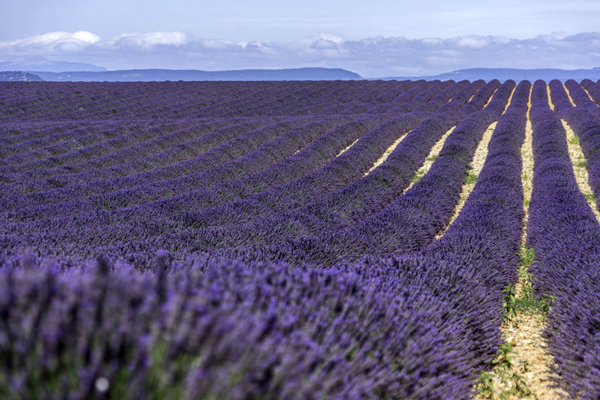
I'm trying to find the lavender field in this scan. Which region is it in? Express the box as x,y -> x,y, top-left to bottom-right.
1,78 -> 600,399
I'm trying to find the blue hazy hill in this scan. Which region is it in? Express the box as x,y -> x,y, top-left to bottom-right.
32,68 -> 363,81
378,67 -> 600,82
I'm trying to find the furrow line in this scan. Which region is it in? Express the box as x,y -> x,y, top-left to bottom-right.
488,101 -> 567,399
364,135 -> 405,175
562,119 -> 600,221
403,125 -> 455,190
435,121 -> 497,238
336,138 -> 360,157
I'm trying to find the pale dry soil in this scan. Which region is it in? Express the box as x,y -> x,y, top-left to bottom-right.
581,86 -> 599,106
496,314 -> 567,399
364,134 -> 405,175
367,84 -> 499,178
367,83 -> 503,180
562,85 -> 600,219
401,125 -> 455,187
547,86 -> 556,110
491,88 -> 600,399
564,87 -> 575,107
478,117 -> 568,399
435,121 -> 496,239
438,85 -> 516,238
521,118 -> 533,245
562,119 -> 600,221
336,138 -> 359,157
581,86 -> 593,102
489,86 -> 600,400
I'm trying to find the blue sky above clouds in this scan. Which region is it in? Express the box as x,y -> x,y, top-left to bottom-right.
1,0 -> 600,77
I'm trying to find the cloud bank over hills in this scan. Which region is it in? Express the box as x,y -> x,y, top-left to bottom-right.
1,31 -> 599,78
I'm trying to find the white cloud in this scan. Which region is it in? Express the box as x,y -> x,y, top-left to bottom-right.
110,32 -> 192,49
455,36 -> 489,48
421,38 -> 444,46
70,31 -> 101,44
0,31 -> 100,53
198,39 -> 235,50
1,31 -> 600,77
315,33 -> 345,44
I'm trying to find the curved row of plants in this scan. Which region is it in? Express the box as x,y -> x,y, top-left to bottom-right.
0,79 -> 532,399
0,80 -> 422,121
5,79 -> 599,398
0,81 -> 496,260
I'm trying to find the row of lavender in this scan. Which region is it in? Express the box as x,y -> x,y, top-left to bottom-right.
200,80 -> 515,266
0,80 -> 449,194
520,78 -> 600,398
0,79 -> 522,398
0,80 -> 454,200
2,79 -> 599,397
0,79 -> 490,260
0,80 -> 439,122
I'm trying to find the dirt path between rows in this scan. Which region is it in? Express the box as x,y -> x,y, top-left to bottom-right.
474,92 -> 567,399
562,119 -> 600,221
400,125 -> 455,187
486,117 -> 567,399
435,121 -> 496,239
364,133 -> 405,175
562,85 -> 600,221
336,138 -> 359,157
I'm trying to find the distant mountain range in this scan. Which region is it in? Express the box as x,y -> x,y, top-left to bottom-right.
25,68 -> 363,82
378,68 -> 600,83
0,56 -> 107,72
3,66 -> 600,83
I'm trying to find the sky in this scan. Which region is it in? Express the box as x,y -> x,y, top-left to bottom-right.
1,0 -> 600,77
